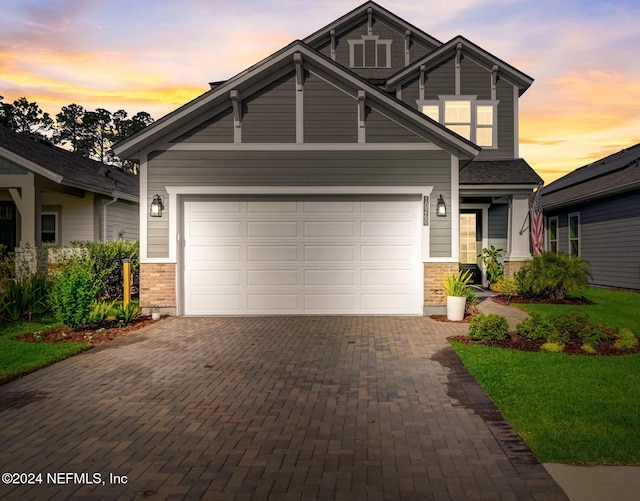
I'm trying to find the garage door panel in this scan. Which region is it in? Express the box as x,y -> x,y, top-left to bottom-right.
361,269 -> 412,286
248,269 -> 299,286
189,245 -> 242,262
248,294 -> 298,311
304,245 -> 355,262
183,199 -> 422,315
305,294 -> 356,311
248,221 -> 299,237
361,245 -> 413,262
304,221 -> 355,237
305,269 -> 355,286
248,245 -> 299,262
190,269 -> 242,287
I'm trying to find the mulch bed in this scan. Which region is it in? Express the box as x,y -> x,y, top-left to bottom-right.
16,315 -> 168,345
491,294 -> 595,305
430,314 -> 473,323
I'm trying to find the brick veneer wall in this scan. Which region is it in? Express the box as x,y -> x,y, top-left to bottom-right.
140,263 -> 176,314
504,260 -> 528,279
423,262 -> 459,307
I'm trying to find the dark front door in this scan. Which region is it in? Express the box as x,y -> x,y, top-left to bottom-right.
0,202 -> 17,254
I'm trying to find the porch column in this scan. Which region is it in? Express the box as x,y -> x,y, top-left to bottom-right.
9,183 -> 37,246
504,195 -> 532,273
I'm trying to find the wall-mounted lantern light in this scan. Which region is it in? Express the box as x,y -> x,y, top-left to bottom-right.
436,194 -> 447,217
150,194 -> 164,217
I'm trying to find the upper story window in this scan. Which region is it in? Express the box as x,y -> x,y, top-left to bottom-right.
419,96 -> 498,148
348,36 -> 392,68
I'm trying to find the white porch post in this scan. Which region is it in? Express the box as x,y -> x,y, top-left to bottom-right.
505,194 -> 532,261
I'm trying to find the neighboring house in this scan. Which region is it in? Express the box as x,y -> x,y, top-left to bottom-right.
114,1 -> 541,316
0,126 -> 139,271
541,144 -> 640,290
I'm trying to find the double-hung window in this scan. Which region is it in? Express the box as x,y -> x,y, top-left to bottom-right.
568,212 -> 580,255
348,36 -> 392,68
419,96 -> 498,148
41,212 -> 58,244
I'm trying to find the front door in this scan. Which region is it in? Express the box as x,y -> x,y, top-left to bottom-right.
459,211 -> 481,284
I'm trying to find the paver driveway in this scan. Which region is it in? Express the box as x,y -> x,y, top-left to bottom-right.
0,316 -> 567,500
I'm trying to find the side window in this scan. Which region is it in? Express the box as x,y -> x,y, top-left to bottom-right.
41,212 -> 58,244
569,212 -> 580,255
548,216 -> 558,252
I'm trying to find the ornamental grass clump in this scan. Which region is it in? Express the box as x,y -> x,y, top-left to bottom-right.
469,313 -> 509,341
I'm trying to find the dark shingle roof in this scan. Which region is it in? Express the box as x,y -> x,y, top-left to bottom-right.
541,144 -> 640,209
460,159 -> 542,185
0,126 -> 138,201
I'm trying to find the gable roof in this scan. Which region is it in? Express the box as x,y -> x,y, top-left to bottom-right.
386,35 -> 534,95
114,40 -> 480,161
303,1 -> 441,51
0,126 -> 138,202
460,159 -> 542,185
541,143 -> 640,209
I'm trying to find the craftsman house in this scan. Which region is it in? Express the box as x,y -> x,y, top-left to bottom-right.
114,1 -> 541,315
541,144 -> 640,290
0,126 -> 139,270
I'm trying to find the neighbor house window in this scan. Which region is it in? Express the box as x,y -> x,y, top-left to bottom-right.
348,36 -> 392,68
41,212 -> 58,244
547,216 -> 558,252
419,96 -> 498,147
569,212 -> 580,255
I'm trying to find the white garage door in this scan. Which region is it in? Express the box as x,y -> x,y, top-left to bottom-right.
182,198 -> 423,315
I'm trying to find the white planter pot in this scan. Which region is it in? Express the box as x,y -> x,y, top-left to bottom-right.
446,296 -> 466,321
151,312 -> 161,321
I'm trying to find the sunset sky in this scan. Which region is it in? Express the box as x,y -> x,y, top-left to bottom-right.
1,0 -> 639,184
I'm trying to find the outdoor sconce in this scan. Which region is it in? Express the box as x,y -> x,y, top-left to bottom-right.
150,194 -> 164,217
436,194 -> 447,217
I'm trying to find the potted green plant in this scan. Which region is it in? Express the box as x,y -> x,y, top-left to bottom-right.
479,246 -> 504,287
443,270 -> 473,321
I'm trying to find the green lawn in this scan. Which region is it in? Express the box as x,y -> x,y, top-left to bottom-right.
514,287 -> 640,333
0,317 -> 89,384
450,287 -> 640,464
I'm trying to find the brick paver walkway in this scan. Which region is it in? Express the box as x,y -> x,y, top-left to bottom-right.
0,310 -> 566,500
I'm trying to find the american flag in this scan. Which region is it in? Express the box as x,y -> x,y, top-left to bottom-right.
530,187 -> 544,255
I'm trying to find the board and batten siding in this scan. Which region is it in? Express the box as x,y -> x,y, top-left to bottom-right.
145,149 -> 452,258
548,192 -> 640,290
488,203 -> 508,251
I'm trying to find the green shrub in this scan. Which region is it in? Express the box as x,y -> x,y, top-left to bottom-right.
578,323 -> 614,346
50,262 -> 100,329
52,241 -> 139,301
551,309 -> 590,339
479,246 -> 504,284
614,328 -> 639,350
490,276 -> 520,298
469,313 -> 509,341
86,301 -> 116,326
516,315 -> 554,341
516,252 -> 592,300
112,301 -> 140,325
541,342 -> 564,353
0,273 -> 50,322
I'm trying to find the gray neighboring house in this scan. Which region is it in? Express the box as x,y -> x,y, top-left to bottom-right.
0,126 -> 139,271
114,0 -> 542,316
541,144 -> 640,290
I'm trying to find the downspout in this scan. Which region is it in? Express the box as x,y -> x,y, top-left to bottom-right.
102,197 -> 118,242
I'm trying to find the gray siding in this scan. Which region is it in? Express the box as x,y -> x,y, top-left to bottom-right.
147,149 -> 452,258
476,76 -> 515,160
548,192 -> 640,290
460,58 -> 490,99
366,107 -> 423,143
423,59 -> 455,98
304,72 -> 358,143
400,78 -> 419,109
171,108 -> 233,143
242,72 -> 296,143
104,199 -> 139,242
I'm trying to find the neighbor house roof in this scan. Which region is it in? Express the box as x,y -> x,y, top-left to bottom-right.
0,126 -> 138,202
541,144 -> 640,209
460,159 -> 542,185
